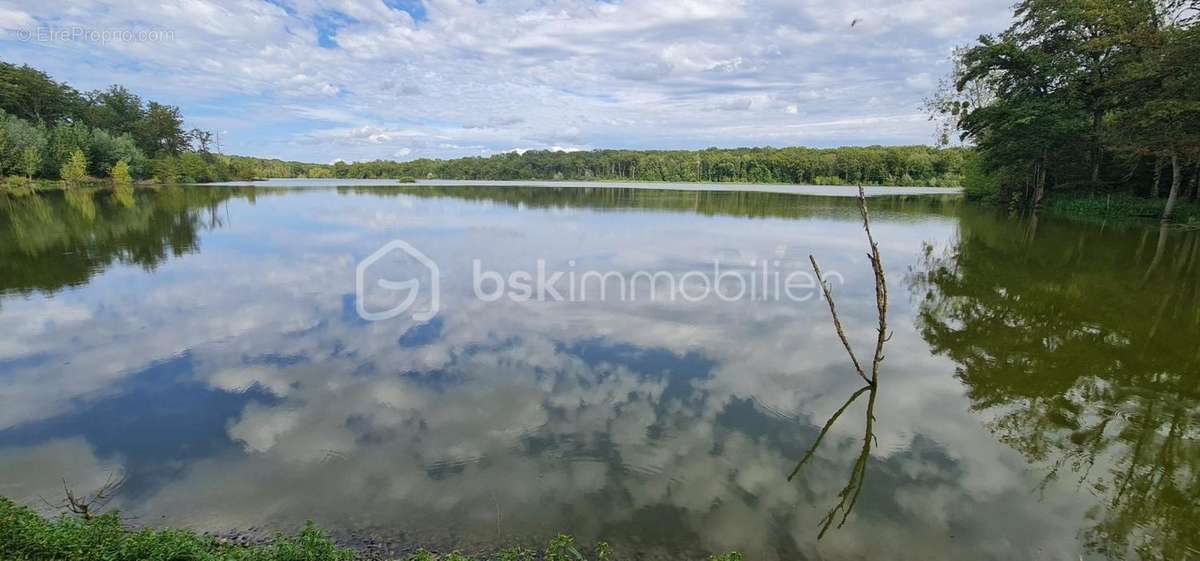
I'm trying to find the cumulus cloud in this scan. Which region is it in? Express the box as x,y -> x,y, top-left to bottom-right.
0,0 -> 1014,161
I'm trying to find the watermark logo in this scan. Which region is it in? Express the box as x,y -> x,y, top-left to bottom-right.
356,240 -> 440,322
356,240 -> 840,322
12,26 -> 175,44
472,259 -> 836,303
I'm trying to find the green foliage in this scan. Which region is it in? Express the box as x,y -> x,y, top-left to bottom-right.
1,176 -> 38,198
1041,192 -> 1200,223
0,497 -> 355,561
0,110 -> 48,177
111,160 -> 133,188
141,102 -> 189,156
47,122 -> 91,178
60,149 -> 89,185
545,534 -> 583,561
152,155 -> 179,184
0,62 -> 82,124
0,498 -> 740,561
89,130 -> 147,178
494,546 -> 535,561
0,59 -> 208,183
707,553 -> 744,561
20,146 -> 41,180
307,146 -> 969,186
950,1 -> 1200,218
961,153 -> 1002,204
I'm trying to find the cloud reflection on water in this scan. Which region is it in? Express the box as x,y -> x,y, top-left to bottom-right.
0,187 -> 1092,559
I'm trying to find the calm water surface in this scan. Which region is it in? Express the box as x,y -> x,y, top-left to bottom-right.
0,186 -> 1196,560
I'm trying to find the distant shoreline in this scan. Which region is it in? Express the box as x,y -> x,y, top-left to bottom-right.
201,178 -> 964,197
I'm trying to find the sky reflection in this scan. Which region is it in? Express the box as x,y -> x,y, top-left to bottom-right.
0,187 -> 1121,560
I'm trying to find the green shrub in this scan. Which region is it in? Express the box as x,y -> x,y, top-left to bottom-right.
59,149 -> 89,186
0,497 -> 354,561
811,175 -> 846,185
0,498 -> 741,561
961,154 -> 1002,203
1041,193 -> 1200,222
111,160 -> 133,188
2,175 -> 32,192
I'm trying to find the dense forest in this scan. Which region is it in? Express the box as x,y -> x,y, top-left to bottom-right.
316,145 -> 968,187
0,60 -> 322,185
931,0 -> 1200,219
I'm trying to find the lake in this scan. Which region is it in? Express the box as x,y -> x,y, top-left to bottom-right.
0,184 -> 1196,561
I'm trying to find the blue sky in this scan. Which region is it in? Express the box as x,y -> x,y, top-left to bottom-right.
0,0 -> 1011,163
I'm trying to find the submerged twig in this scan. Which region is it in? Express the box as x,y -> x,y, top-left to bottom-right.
40,471 -> 126,520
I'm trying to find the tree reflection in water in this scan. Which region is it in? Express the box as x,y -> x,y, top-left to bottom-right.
0,187 -> 264,296
910,208 -> 1200,560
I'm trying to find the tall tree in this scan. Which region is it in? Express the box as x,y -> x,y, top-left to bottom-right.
139,102 -> 188,156
84,85 -> 145,137
953,0 -> 1200,214
0,62 -> 81,124
1108,6 -> 1200,220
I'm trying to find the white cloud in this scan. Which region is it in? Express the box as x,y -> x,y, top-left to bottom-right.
0,0 -> 1014,159
0,7 -> 34,29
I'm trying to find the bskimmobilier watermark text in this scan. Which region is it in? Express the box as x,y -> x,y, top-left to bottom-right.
356,240 -> 842,322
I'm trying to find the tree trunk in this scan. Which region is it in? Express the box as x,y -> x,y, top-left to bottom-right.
1152,156 -> 1163,197
1161,148 -> 1182,222
1031,151 -> 1047,210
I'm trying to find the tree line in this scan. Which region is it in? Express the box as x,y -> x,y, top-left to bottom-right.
0,60 -> 970,189
0,60 -> 324,186
320,146 -> 968,187
932,0 -> 1200,220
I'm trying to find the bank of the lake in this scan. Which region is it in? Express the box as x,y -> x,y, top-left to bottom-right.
1039,192 -> 1200,224
0,497 -> 740,561
203,177 -> 963,197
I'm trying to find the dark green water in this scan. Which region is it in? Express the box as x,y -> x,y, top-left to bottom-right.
0,185 -> 1196,560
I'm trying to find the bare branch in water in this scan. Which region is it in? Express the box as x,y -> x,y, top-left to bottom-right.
856,187 -> 889,386
43,471 -> 127,520
809,255 -> 872,385
791,186 -> 889,539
